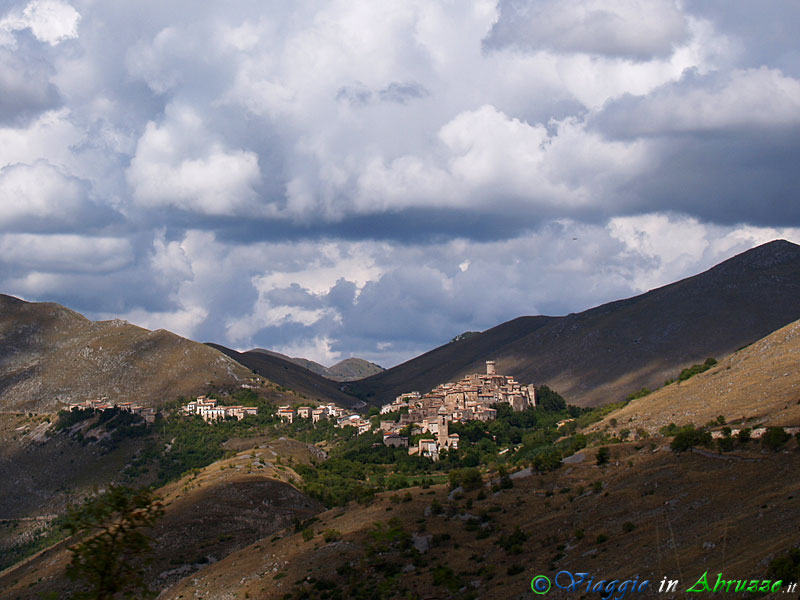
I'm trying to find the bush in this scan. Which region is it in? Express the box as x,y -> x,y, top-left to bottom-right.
768,547 -> 800,583
677,357 -> 717,382
322,529 -> 341,543
762,427 -> 791,451
302,528 -> 314,542
717,436 -> 735,452
626,388 -> 651,401
670,425 -> 712,452
596,447 -> 610,465
448,468 -> 483,491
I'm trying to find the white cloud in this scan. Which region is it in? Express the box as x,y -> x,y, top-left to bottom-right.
0,0 -> 80,47
126,104 -> 263,216
0,161 -> 111,232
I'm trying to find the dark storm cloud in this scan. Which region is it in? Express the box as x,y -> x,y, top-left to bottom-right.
682,0 -> 800,76
624,130 -> 800,227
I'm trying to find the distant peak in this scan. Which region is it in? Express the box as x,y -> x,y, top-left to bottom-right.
715,239 -> 800,272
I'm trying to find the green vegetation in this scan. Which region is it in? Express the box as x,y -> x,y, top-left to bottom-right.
762,427 -> 791,451
669,425 -> 713,452
677,357 -> 717,382
64,485 -> 164,600
626,387 -> 651,401
768,547 -> 800,583
536,385 -> 567,412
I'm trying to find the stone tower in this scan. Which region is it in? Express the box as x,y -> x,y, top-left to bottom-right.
437,414 -> 449,447
486,360 -> 496,375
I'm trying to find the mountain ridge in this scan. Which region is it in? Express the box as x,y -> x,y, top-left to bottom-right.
348,239 -> 800,407
0,294 -> 255,412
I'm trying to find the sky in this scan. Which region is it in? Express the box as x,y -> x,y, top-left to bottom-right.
1,0 -> 800,368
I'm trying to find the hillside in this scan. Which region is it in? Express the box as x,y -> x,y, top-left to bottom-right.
139,442 -> 800,599
249,349 -> 384,381
0,439 -> 325,599
592,317 -> 800,435
209,344 -> 362,408
349,240 -> 800,407
0,295 -> 254,412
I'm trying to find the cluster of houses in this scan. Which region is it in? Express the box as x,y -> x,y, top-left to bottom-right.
379,361 -> 536,460
67,398 -> 158,423
277,403 -> 372,434
183,396 -> 259,422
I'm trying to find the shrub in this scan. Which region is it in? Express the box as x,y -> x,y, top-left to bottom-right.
622,521 -> 636,533
670,426 -> 712,452
762,427 -> 791,451
322,529 -> 341,543
302,528 -> 314,542
626,388 -> 651,401
737,428 -> 752,443
768,547 -> 800,583
595,447 -> 610,465
677,357 -> 717,382
448,468 -> 483,491
717,437 -> 735,452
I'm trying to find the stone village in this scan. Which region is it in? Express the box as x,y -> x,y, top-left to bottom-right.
274,361 -> 537,461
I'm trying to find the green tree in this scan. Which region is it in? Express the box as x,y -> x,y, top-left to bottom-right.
595,447 -> 610,465
65,486 -> 164,599
670,425 -> 712,452
536,385 -> 567,412
762,427 -> 791,451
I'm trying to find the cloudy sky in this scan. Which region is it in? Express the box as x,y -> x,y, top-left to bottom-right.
2,0 -> 799,367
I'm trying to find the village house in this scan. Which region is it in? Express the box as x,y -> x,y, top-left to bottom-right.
184,396 -> 258,423
277,405 -> 295,423
382,433 -> 409,448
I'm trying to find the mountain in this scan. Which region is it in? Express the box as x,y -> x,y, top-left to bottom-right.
248,349 -> 384,381
0,295 -> 254,412
207,344 -> 362,408
591,316 -> 800,435
328,357 -> 385,380
348,240 -> 800,407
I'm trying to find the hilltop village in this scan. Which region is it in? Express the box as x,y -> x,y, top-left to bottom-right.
67,398 -> 158,423
275,361 -> 536,460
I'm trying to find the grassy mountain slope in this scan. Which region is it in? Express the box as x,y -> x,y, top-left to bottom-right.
208,344 -> 362,408
592,317 -> 800,435
157,441 -> 800,600
349,240 -> 800,407
0,295 -> 254,412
